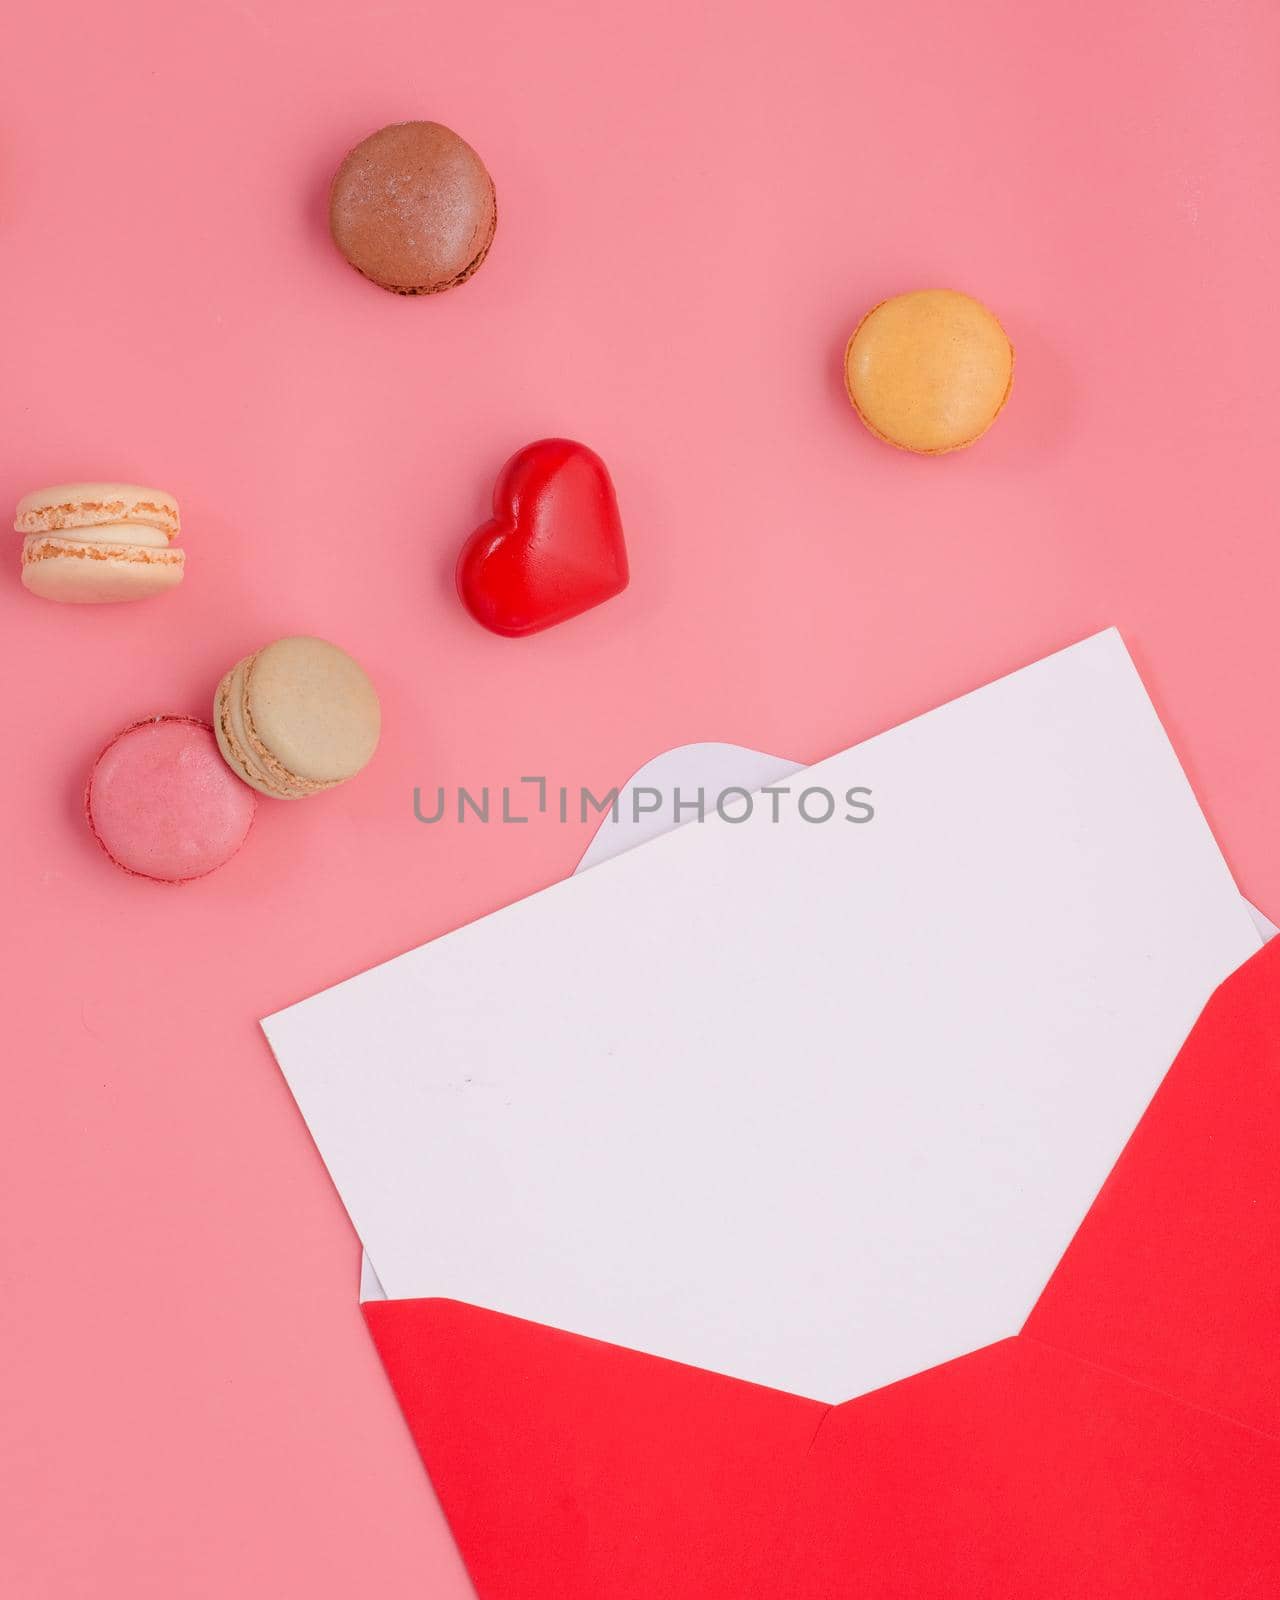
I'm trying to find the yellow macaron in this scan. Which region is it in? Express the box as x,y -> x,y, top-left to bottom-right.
15,481 -> 184,603
844,289 -> 1014,455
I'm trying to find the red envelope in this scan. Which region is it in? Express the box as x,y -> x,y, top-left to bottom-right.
365,935 -> 1280,1598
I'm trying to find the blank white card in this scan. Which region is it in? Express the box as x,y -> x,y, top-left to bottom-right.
264,631 -> 1260,1400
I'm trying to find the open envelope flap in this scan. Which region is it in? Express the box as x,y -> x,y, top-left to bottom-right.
364,1296 -> 827,1599
365,938 -> 1280,1600
1026,921 -> 1280,1437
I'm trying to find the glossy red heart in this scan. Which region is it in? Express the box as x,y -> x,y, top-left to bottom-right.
456,438 -> 630,637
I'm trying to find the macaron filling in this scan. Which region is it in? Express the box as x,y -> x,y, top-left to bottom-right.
24,518 -> 175,552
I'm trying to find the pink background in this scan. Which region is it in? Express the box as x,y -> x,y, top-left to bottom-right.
2,0 -> 1278,1593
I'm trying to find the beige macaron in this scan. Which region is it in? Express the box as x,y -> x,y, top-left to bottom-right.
16,482 -> 184,602
844,290 -> 1014,454
214,636 -> 381,800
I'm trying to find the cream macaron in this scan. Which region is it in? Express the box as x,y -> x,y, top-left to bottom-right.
215,636 -> 381,800
16,482 -> 184,602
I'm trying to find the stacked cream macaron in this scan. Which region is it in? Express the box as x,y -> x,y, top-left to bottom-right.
215,635 -> 381,799
17,482 -> 184,602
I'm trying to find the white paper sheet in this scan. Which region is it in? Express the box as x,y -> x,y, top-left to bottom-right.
266,631 -> 1261,1399
358,739 -> 1274,1306
358,746 -> 1274,1305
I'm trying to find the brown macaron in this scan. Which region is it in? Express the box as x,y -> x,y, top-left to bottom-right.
328,121 -> 497,295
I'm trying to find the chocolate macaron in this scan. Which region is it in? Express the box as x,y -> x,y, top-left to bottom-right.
215,636 -> 381,800
329,121 -> 497,295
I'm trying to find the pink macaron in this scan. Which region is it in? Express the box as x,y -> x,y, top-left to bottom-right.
85,715 -> 257,882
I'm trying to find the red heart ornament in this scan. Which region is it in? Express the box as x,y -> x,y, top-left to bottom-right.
457,439 -> 630,637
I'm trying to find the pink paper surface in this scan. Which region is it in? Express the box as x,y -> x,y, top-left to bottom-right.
1,1 -> 1278,1595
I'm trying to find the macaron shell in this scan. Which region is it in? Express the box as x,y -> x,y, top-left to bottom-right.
844,289 -> 1014,454
22,535 -> 185,603
328,121 -> 497,294
244,636 -> 380,785
86,716 -> 256,882
15,482 -> 180,537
